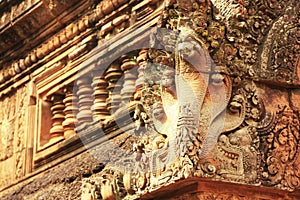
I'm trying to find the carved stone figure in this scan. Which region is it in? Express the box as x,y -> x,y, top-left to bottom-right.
1,0 -> 299,199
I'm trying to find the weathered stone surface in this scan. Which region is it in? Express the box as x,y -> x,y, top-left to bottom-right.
0,131 -> 134,199
0,0 -> 300,199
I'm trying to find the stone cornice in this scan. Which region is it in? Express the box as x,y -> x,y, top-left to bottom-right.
0,0 -> 96,66
0,0 -> 40,31
0,0 -> 18,13
0,0 -> 161,97
0,0 -> 163,192
141,177 -> 300,199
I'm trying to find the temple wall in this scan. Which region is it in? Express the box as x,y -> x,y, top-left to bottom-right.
0,0 -> 299,199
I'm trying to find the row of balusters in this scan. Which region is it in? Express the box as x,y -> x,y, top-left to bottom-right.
48,50 -> 148,140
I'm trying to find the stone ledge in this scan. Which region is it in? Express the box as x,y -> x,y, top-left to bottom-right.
141,177 -> 300,200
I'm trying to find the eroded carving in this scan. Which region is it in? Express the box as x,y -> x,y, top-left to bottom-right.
0,84 -> 28,188
81,169 -> 127,200
8,0 -> 300,198
0,93 -> 16,162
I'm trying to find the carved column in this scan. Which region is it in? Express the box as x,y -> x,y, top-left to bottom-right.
49,94 -> 65,141
135,49 -> 148,100
105,63 -> 123,114
76,76 -> 93,124
91,74 -> 110,121
120,54 -> 138,103
62,86 -> 78,137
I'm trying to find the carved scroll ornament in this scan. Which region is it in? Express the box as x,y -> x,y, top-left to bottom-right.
81,0 -> 300,199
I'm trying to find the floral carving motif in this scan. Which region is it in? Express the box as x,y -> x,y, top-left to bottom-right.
174,193 -> 251,200
271,10 -> 300,83
81,0 -> 300,199
261,106 -> 300,191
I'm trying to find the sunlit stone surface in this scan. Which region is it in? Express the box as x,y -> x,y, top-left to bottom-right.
0,0 -> 299,199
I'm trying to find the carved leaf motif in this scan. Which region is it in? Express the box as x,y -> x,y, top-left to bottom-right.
283,160 -> 300,190
262,106 -> 300,190
79,0 -> 300,197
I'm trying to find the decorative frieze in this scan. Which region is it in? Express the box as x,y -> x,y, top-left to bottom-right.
0,0 -> 166,192
0,0 -> 85,56
78,0 -> 300,199
0,0 -> 132,89
0,0 -> 40,30
68,35 -> 97,61
1,0 -> 299,199
100,14 -> 130,37
260,106 -> 300,191
0,0 -> 166,110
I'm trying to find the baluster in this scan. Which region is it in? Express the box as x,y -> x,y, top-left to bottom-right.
120,54 -> 138,103
135,49 -> 148,100
76,76 -> 93,124
105,63 -> 123,114
62,86 -> 78,137
49,94 -> 65,141
92,74 -> 110,121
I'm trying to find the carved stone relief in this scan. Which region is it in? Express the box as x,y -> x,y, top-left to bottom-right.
257,3 -> 299,84
80,0 -> 300,199
15,85 -> 29,179
0,93 -> 16,162
0,0 -> 40,30
0,0 -> 298,198
0,84 -> 28,188
260,106 -> 300,191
